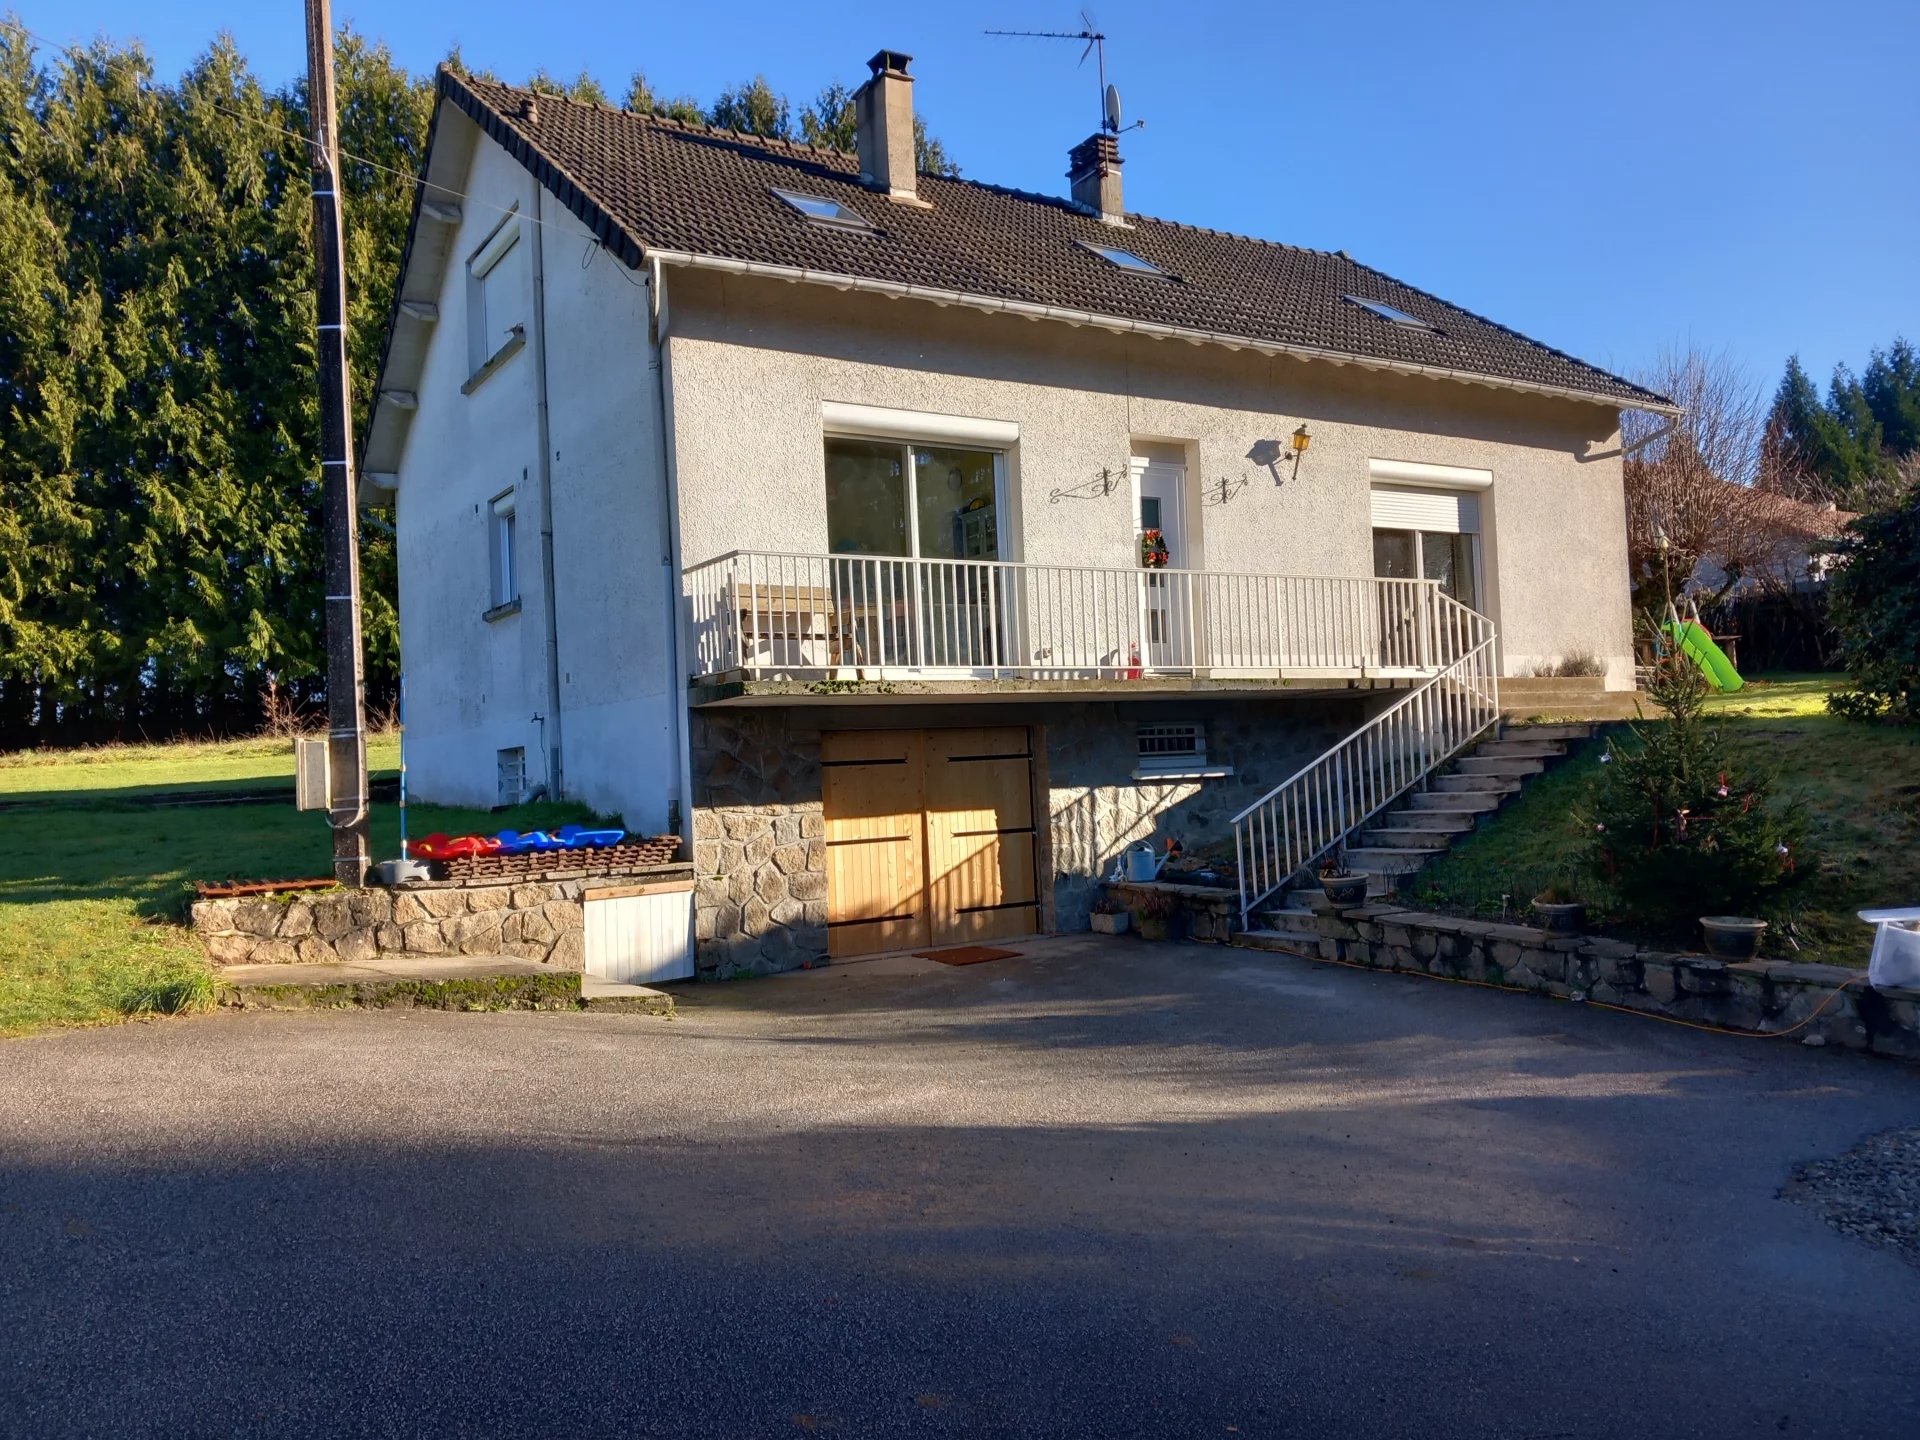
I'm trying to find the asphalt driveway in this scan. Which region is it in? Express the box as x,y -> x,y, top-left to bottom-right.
3,937 -> 1917,1438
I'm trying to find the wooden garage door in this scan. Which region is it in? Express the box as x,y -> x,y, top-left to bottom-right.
821,726 -> 1038,958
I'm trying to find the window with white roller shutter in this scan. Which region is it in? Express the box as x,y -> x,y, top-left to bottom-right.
1369,477 -> 1484,611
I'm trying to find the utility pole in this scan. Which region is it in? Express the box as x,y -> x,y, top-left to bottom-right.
304,0 -> 369,884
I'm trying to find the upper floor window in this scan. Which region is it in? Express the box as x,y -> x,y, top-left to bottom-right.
488,489 -> 519,614
1078,240 -> 1170,278
772,187 -> 873,232
466,213 -> 526,380
1343,293 -> 1440,334
824,436 -> 1004,563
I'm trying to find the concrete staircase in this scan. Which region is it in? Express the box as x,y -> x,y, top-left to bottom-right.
1290,720 -> 1596,907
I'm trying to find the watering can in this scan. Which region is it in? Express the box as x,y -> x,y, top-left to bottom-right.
1123,843 -> 1170,883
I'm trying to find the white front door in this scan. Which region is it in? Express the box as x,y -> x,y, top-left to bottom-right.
1132,460 -> 1192,670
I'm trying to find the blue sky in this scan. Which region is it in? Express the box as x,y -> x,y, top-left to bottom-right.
18,0 -> 1916,398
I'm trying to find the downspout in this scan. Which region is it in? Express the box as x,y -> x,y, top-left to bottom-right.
649,256 -> 694,847
529,179 -> 564,796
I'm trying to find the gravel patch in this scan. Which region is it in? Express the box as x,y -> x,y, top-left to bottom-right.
1785,1126 -> 1920,1265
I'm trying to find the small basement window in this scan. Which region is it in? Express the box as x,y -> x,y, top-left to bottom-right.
1343,293 -> 1440,333
497,747 -> 527,807
771,187 -> 872,231
1079,240 -> 1170,277
1134,723 -> 1231,780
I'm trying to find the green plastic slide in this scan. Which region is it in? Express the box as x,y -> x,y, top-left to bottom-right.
1665,619 -> 1743,692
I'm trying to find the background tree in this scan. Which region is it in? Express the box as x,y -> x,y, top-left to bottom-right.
1825,463 -> 1920,722
799,81 -> 960,175
0,19 -> 961,747
1767,340 -> 1919,510
1621,347 -> 1808,613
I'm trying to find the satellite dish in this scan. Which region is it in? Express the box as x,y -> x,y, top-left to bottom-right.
1104,83 -> 1122,133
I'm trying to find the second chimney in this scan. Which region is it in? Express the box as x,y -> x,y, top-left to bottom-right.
1068,133 -> 1125,225
854,49 -> 919,203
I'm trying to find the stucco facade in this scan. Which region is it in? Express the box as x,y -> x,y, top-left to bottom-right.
660,269 -> 1635,687
393,118 -> 679,832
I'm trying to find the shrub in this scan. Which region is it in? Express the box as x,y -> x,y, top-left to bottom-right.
1826,485 -> 1920,721
1529,652 -> 1607,679
1585,628 -> 1811,930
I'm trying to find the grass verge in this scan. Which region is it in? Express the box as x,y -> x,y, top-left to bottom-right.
0,740 -> 598,1036
1409,674 -> 1920,966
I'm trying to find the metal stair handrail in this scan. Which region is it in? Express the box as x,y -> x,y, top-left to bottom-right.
1231,592 -> 1500,928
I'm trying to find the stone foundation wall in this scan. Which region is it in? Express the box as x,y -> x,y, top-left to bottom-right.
691,710 -> 827,979
1257,901 -> 1920,1060
689,699 -> 1386,975
190,873 -> 683,970
1047,697 -> 1371,931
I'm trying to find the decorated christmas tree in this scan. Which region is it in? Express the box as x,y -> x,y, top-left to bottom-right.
1585,627 -> 1810,932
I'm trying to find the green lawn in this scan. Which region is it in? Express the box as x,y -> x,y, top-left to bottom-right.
0,732 -> 401,801
1409,674 -> 1920,966
0,738 -> 594,1037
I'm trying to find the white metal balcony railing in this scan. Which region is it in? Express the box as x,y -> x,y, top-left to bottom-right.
1232,593 -> 1500,926
685,550 -> 1476,683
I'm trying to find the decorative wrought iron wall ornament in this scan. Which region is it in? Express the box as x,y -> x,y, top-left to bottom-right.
1200,473 -> 1249,506
1047,464 -> 1124,504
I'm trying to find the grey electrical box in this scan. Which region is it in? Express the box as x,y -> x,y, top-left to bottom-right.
295,736 -> 329,811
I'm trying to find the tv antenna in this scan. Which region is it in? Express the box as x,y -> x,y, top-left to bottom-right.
986,13 -> 1143,136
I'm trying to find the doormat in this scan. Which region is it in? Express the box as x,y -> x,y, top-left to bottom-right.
914,945 -> 1023,967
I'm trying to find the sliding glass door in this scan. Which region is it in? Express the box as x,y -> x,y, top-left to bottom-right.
824,437 -> 1008,671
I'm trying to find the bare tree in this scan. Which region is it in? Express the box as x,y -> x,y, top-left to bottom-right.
1623,347 -> 1818,612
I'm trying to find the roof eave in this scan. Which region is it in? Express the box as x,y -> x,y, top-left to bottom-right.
645,249 -> 1683,416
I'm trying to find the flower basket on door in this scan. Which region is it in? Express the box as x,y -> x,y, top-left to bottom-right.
1140,528 -> 1170,569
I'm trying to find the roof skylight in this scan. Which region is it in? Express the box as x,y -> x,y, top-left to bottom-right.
771,187 -> 872,230
1079,241 -> 1169,277
1343,294 -> 1440,333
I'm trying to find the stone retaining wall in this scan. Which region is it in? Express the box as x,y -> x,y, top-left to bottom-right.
1256,901 -> 1920,1060
1104,881 -> 1239,943
189,866 -> 692,970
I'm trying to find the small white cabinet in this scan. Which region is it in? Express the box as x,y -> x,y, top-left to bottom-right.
583,880 -> 695,984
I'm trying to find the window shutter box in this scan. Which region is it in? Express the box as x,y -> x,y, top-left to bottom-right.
1369,485 -> 1480,535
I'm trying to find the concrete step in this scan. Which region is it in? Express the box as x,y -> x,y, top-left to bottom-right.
1356,827 -> 1457,852
1371,810 -> 1477,835
1454,755 -> 1547,778
1469,738 -> 1567,760
1407,788 -> 1503,812
1499,677 -> 1606,695
1233,928 -> 1322,958
1344,846 -> 1446,874
215,956 -> 675,1016
1500,722 -> 1596,742
1432,773 -> 1522,796
1253,908 -> 1320,938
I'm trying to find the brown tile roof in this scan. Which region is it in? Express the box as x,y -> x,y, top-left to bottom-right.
437,69 -> 1672,411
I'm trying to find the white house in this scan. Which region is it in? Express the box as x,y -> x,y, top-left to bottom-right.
363,52 -> 1677,976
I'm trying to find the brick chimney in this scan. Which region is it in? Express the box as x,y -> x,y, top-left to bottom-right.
1068,133 -> 1125,225
854,49 -> 919,203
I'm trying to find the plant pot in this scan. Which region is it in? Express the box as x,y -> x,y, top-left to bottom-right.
1137,916 -> 1170,942
1089,910 -> 1130,935
1532,899 -> 1587,937
1320,873 -> 1370,907
1700,915 -> 1767,960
